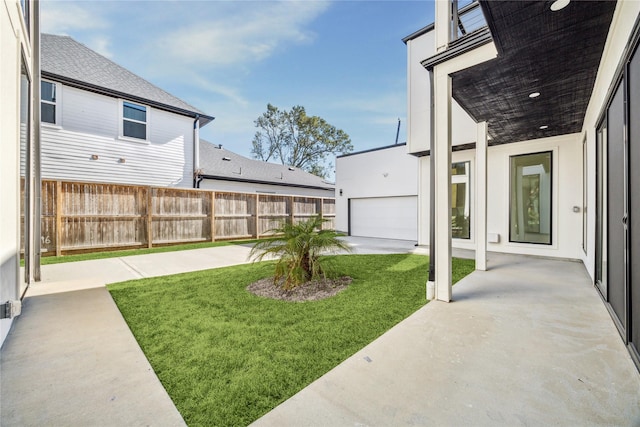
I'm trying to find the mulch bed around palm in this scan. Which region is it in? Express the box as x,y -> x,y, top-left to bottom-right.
247,276 -> 353,302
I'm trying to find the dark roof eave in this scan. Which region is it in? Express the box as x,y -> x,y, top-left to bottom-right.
200,174 -> 335,191
337,142 -> 407,159
421,27 -> 493,70
402,23 -> 435,44
42,71 -> 215,127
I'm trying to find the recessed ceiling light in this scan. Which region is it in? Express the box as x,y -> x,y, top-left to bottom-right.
529,92 -> 540,98
539,125 -> 549,130
550,0 -> 570,11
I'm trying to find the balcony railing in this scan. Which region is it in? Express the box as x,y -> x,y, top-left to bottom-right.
451,0 -> 487,42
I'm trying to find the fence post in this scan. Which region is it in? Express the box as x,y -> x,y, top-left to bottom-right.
255,194 -> 260,239
146,187 -> 153,248
211,191 -> 216,242
55,181 -> 62,256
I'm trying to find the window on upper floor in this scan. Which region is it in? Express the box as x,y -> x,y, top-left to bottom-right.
122,101 -> 147,140
41,81 -> 57,124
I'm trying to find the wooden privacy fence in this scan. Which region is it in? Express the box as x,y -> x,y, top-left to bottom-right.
37,180 -> 336,256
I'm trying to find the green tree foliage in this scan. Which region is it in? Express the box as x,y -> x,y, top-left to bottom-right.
251,104 -> 353,178
249,215 -> 351,290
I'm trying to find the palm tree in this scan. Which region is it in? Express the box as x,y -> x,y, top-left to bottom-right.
249,215 -> 351,290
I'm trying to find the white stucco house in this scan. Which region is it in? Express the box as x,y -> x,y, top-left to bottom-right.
198,140 -> 335,198
40,34 -> 214,188
407,0 -> 639,371
335,143 -> 417,240
1,0 -> 40,346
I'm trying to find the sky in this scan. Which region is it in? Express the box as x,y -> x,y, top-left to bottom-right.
41,0 -> 435,177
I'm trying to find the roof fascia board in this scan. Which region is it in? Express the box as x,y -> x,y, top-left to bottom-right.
337,142 -> 407,158
409,142 -> 478,158
200,174 -> 335,191
42,71 -> 215,127
421,27 -> 493,70
402,23 -> 435,44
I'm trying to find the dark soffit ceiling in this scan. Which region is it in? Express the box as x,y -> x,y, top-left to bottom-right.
451,0 -> 617,145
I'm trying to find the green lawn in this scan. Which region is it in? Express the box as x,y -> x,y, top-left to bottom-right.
108,254 -> 475,426
38,239 -> 260,265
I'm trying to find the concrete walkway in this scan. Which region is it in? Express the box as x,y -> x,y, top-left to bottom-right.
2,238 -> 639,426
1,244 -> 256,426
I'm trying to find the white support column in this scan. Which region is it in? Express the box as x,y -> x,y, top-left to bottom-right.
434,71 -> 452,302
476,121 -> 488,271
435,0 -> 451,53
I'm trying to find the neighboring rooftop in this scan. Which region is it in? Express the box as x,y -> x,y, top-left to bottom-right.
41,34 -> 213,125
199,140 -> 335,191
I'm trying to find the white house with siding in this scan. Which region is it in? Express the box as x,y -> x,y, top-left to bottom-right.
1,0 -> 40,346
39,34 -> 214,188
198,140 -> 335,198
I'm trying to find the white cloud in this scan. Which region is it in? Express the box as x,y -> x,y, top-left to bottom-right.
41,1 -> 109,34
189,74 -> 250,107
157,1 -> 330,68
87,35 -> 113,58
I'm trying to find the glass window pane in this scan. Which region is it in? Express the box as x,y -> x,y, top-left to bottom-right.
451,161 -> 470,239
510,152 -> 552,244
123,120 -> 146,139
41,103 -> 55,124
123,102 -> 146,122
41,81 -> 56,102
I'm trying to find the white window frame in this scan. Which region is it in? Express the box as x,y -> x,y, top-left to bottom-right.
119,100 -> 150,143
41,79 -> 61,127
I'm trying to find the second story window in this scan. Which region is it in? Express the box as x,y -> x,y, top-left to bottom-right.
122,101 -> 147,140
41,81 -> 57,124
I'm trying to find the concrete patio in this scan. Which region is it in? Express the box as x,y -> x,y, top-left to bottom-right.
254,252 -> 640,426
1,238 -> 639,426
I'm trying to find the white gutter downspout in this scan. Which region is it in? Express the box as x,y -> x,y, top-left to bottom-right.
193,115 -> 200,188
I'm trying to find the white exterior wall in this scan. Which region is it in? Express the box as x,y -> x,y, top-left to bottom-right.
416,134 -> 584,259
335,144 -> 418,235
406,29 -> 479,155
198,179 -> 334,198
41,84 -> 195,188
580,0 -> 640,280
1,0 -> 33,345
407,32 -> 434,154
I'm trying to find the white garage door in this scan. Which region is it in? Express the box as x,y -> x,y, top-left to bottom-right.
350,196 -> 417,241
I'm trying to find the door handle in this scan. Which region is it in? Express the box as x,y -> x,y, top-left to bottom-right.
622,214 -> 628,226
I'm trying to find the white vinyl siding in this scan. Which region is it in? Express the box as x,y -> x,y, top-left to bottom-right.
41,84 -> 194,188
62,86 -> 118,137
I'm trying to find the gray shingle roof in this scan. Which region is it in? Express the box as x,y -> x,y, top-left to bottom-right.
41,34 -> 213,124
199,140 -> 335,190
